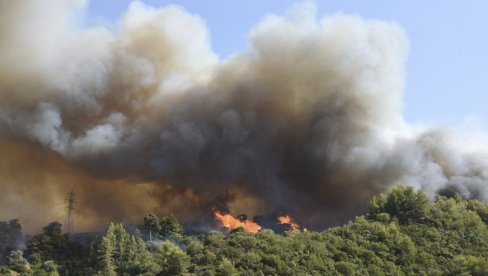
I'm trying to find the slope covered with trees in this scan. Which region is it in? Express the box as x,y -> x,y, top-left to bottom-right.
1,186 -> 488,275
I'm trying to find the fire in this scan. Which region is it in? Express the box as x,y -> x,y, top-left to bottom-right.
214,210 -> 262,233
278,214 -> 300,231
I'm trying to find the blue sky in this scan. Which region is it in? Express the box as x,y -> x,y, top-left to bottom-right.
85,1 -> 488,126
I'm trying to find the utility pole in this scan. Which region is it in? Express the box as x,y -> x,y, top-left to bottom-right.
64,189 -> 76,234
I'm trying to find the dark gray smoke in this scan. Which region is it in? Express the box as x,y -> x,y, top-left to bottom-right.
1,0 -> 487,232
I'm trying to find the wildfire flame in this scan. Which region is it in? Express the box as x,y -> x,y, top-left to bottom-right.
214,210 -> 262,233
278,214 -> 300,231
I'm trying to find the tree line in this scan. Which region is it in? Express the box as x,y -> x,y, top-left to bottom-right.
1,186 -> 488,275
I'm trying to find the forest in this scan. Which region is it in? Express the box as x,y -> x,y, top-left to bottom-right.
1,186 -> 488,275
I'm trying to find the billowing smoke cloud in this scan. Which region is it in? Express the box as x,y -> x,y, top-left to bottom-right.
1,0 -> 487,232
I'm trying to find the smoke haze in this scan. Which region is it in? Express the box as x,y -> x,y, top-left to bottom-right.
1,0 -> 488,232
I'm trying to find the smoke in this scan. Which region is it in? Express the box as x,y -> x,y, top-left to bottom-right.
1,0 -> 488,232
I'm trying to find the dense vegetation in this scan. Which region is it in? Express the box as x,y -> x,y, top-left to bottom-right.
1,186 -> 488,275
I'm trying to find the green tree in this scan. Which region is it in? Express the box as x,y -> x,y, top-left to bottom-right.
93,226 -> 116,276
32,260 -> 60,276
124,234 -> 159,275
7,250 -> 28,274
0,220 -> 24,263
447,255 -> 488,276
144,213 -> 161,238
156,241 -> 190,275
0,266 -> 11,276
144,213 -> 184,239
27,222 -> 68,264
216,258 -> 239,276
93,223 -> 157,275
160,215 -> 184,237
368,186 -> 430,224
466,199 -> 488,224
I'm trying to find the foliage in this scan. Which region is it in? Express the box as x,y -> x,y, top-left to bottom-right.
144,213 -> 184,240
92,223 -> 158,275
1,186 -> 488,275
155,240 -> 190,275
7,250 -> 28,274
0,219 -> 24,264
26,221 -> 90,275
216,258 -> 239,276
367,185 -> 430,223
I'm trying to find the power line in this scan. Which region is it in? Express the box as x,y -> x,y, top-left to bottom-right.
64,189 -> 76,234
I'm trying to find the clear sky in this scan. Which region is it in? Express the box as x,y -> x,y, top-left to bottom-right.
85,1 -> 488,126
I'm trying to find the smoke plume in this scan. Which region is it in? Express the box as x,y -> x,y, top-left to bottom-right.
1,1 -> 487,232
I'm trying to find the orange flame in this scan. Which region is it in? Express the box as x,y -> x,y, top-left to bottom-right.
214,210 -> 262,233
278,214 -> 300,231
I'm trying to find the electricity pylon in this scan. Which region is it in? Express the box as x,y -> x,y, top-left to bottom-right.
64,189 -> 76,234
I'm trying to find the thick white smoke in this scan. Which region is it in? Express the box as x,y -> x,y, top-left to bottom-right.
1,0 -> 487,231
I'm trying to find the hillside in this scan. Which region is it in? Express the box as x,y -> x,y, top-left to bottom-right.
1,186 -> 488,275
